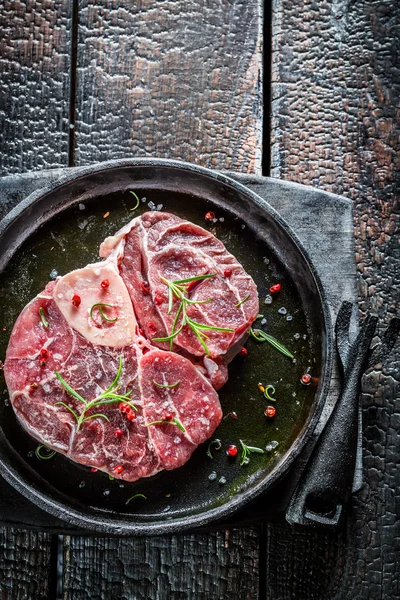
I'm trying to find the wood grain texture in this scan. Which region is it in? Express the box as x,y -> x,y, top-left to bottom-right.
271,0 -> 400,598
0,528 -> 54,600
0,3 -> 71,597
265,521 -> 346,600
0,0 -> 72,175
74,0 -> 263,173
62,527 -> 260,600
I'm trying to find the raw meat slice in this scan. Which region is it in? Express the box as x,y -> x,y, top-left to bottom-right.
4,284 -> 221,481
100,211 -> 259,376
139,348 -> 222,470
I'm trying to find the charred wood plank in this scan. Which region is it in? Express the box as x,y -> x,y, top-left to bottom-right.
269,0 -> 400,598
0,0 -> 72,174
62,528 -> 261,600
73,0 -> 263,173
0,528 -> 55,600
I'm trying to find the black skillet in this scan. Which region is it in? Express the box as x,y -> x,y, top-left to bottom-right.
0,159 -> 333,535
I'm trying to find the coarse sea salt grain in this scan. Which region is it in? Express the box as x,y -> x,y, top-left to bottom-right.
78,203 -> 85,211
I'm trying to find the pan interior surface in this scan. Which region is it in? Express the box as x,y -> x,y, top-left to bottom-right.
0,164 -> 328,529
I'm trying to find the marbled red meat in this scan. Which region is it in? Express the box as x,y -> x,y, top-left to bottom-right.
100,212 -> 259,387
4,211 -> 258,481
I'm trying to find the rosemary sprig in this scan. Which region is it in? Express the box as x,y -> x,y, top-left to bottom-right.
146,416 -> 186,432
239,440 -> 264,466
39,307 -> 50,328
129,191 -> 140,211
90,303 -> 118,323
264,384 -> 276,402
206,438 -> 222,459
54,357 -> 137,431
152,380 -> 180,389
249,328 -> 294,359
152,274 -> 234,354
126,493 -> 147,504
35,445 -> 56,460
235,293 -> 250,308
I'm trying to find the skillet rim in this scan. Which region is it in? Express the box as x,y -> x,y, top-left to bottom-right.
0,158 -> 333,535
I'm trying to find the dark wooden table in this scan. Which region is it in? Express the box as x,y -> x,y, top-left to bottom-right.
0,1 -> 399,599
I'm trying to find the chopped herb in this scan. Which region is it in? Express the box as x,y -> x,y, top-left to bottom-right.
54,357 -> 137,432
129,191 -> 140,212
146,416 -> 186,432
264,384 -> 276,402
109,475 -> 115,481
152,274 -> 234,355
249,328 -> 294,359
152,380 -> 180,389
206,438 -> 222,459
172,274 -> 216,285
256,314 -> 264,320
235,294 -> 250,308
35,445 -> 56,460
239,440 -> 264,466
126,493 -> 147,505
90,303 -> 118,323
39,307 -> 50,329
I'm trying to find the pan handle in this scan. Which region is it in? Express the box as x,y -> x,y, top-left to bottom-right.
286,306 -> 399,527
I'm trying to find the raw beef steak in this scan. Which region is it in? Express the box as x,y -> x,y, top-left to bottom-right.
100,212 -> 259,387
4,211 -> 258,481
4,280 -> 221,481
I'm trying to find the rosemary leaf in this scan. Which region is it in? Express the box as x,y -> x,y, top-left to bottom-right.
264,384 -> 276,402
126,493 -> 147,504
129,191 -> 140,211
153,380 -> 180,389
39,307 -> 50,328
235,294 -> 250,308
54,401 -> 79,421
90,303 -> 118,323
206,439 -> 222,459
239,439 -> 264,466
83,413 -> 110,423
54,372 -> 86,404
102,356 -> 123,395
35,445 -> 56,460
146,417 -> 186,432
249,328 -> 294,359
173,274 -> 216,285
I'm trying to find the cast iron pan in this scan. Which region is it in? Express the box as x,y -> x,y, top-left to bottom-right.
0,159 -> 333,535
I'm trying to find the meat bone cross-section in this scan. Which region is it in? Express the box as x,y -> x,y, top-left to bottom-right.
4,212 -> 258,481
